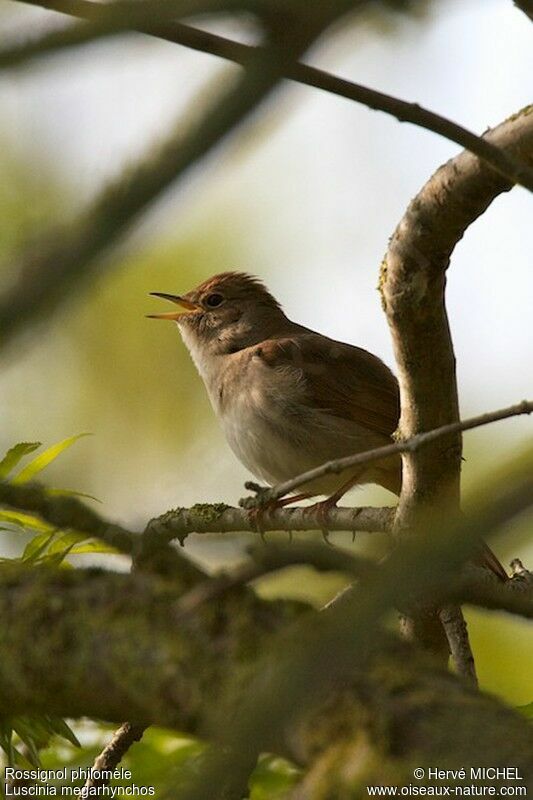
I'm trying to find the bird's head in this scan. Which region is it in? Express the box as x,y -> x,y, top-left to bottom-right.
148,272 -> 287,358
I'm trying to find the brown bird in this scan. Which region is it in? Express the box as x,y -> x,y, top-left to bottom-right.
148,271 -> 507,580
149,272 -> 400,498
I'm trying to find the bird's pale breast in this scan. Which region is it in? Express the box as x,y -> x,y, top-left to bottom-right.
212,348 -> 391,495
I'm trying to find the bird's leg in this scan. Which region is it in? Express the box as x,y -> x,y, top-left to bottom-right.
278,492 -> 314,507
304,475 -> 360,543
246,492 -> 313,540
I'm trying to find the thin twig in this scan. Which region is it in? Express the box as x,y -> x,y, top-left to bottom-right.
438,605 -> 477,685
11,0 -> 533,192
251,400 -> 533,504
81,723 -> 145,798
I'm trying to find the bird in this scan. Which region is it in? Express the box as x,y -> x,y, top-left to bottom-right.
148,271 -> 508,580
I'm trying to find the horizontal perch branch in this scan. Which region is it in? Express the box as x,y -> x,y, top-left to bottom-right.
251,399 -> 533,503
142,503 -> 394,549
0,480 -> 203,583
0,479 -> 393,541
11,0 -> 533,191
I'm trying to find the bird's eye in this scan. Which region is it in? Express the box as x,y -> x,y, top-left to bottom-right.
205,293 -> 224,308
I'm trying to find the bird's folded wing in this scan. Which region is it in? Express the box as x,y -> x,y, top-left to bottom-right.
256,333 -> 400,439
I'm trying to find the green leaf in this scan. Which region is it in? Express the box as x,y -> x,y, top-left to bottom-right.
47,488 -> 102,503
46,530 -> 86,552
22,532 -> 57,563
11,716 -> 52,768
0,510 -> 54,534
68,541 -> 118,555
12,729 -> 41,768
249,755 -> 301,799
0,442 -> 41,480
45,531 -> 118,559
0,721 -> 14,765
44,717 -> 80,748
39,548 -> 76,568
12,434 -> 90,485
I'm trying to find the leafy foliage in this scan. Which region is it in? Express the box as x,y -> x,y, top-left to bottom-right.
10,435 -> 90,485
0,442 -> 41,480
0,437 -> 111,775
0,716 -> 80,771
0,435 -> 303,796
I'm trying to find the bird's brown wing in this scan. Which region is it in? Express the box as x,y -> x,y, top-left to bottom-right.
256,332 -> 400,439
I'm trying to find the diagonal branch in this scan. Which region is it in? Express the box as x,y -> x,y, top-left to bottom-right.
246,399 -> 533,504
80,723 -> 145,799
11,0 -> 533,192
0,481 -> 136,555
380,107 -> 533,519
453,561 -> 533,619
379,104 -> 533,685
0,13 -> 327,349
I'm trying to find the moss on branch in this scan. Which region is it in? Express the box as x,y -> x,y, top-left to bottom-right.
0,565 -> 532,795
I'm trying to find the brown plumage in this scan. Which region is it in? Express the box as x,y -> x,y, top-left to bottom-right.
149,272 -> 507,579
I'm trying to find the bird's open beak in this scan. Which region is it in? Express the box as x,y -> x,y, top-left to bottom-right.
146,292 -> 200,320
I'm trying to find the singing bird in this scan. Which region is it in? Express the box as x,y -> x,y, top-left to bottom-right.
149,272 -> 400,499
148,272 -> 507,579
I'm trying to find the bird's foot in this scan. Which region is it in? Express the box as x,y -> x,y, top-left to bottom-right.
240,486 -> 312,540
303,497 -> 339,545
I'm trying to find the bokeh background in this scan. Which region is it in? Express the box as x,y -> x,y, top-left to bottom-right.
0,0 -> 531,705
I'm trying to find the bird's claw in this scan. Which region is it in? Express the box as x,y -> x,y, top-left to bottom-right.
239,481 -> 273,511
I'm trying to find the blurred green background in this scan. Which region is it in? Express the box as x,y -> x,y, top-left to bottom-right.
0,0 -> 531,724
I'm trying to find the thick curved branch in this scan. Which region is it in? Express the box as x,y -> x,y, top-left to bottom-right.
380,106 -> 533,521
379,104 -> 533,681
10,1 -> 533,191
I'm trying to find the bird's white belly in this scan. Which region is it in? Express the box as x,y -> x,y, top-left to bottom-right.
201,350 -> 391,494
220,396 -> 308,486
